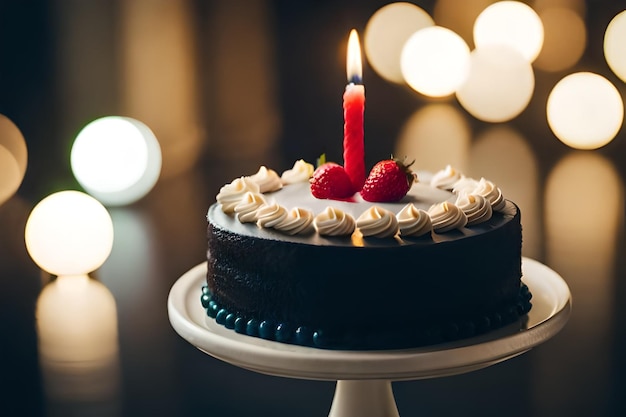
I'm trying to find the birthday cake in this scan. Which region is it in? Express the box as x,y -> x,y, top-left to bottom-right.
202,160 -> 532,350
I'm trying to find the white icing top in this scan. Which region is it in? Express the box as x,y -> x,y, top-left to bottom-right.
248,166 -> 283,193
214,162 -> 510,240
356,206 -> 399,238
281,159 -> 314,184
474,178 -> 506,212
217,177 -> 260,213
430,165 -> 462,190
274,207 -> 315,235
396,203 -> 432,237
256,203 -> 288,228
234,192 -> 267,223
428,201 -> 468,232
313,207 -> 356,237
455,193 -> 492,226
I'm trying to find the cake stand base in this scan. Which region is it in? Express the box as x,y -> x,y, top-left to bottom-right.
169,258 -> 571,417
329,380 -> 398,417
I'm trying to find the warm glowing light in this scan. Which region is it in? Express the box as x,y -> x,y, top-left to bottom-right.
0,114 -> 27,205
474,1 -> 544,62
604,10 -> 626,83
401,26 -> 471,97
364,2 -> 434,83
25,190 -> 114,276
547,72 -> 624,149
71,116 -> 162,206
347,29 -> 363,82
534,7 -> 586,72
433,0 -> 496,48
395,104 -> 470,173
456,45 -> 534,122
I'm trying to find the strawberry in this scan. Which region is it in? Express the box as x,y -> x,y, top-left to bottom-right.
310,162 -> 356,199
360,157 -> 416,202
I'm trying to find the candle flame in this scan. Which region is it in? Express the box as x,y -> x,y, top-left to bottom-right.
347,29 -> 363,84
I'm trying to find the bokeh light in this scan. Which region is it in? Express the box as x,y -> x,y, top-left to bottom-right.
0,115 -> 28,205
25,190 -> 114,276
433,0 -> 497,48
534,8 -> 586,72
364,2 -> 434,84
395,104 -> 471,173
474,1 -> 544,62
401,26 -> 471,97
71,116 -> 162,206
604,10 -> 626,83
456,45 -> 535,122
547,72 -> 624,149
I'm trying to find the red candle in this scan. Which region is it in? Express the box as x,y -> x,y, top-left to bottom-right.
343,29 -> 365,191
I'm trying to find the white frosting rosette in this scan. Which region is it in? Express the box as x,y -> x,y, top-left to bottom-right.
281,159 -> 314,184
430,165 -> 463,190
356,206 -> 399,238
313,207 -> 356,237
234,192 -> 267,223
455,193 -> 492,225
256,203 -> 288,228
397,203 -> 432,237
274,207 -> 315,235
473,178 -> 506,212
428,201 -> 468,233
247,166 -> 283,193
217,177 -> 260,213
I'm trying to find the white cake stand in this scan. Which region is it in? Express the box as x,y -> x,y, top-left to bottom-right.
168,257 -> 571,417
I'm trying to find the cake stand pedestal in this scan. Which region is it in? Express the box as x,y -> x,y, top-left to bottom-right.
168,258 -> 571,417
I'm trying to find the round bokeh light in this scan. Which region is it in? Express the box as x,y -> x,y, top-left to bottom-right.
71,116 -> 162,206
401,26 -> 471,97
456,45 -> 535,122
0,114 -> 28,205
474,0 -> 544,62
604,10 -> 626,83
547,72 -> 624,150
25,190 -> 114,276
364,2 -> 434,84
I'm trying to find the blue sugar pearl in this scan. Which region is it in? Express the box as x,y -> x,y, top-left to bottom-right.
246,319 -> 260,337
295,326 -> 313,346
275,323 -> 293,343
201,286 -> 210,295
234,317 -> 247,334
215,309 -> 228,325
207,301 -> 219,318
200,294 -> 211,308
258,321 -> 275,340
225,313 -> 236,329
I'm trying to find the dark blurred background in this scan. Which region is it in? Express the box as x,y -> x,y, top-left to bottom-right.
1,1 -> 626,416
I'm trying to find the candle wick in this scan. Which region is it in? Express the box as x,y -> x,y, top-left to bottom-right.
348,75 -> 362,85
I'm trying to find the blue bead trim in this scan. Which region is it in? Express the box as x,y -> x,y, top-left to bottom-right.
200,284 -> 533,350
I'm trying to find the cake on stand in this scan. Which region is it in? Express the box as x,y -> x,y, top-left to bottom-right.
168,257 -> 571,417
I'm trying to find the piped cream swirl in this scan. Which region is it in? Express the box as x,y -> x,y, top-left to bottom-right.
281,159 -> 314,184
274,207 -> 315,235
256,203 -> 288,228
356,206 -> 399,238
428,201 -> 468,232
313,207 -> 356,237
217,177 -> 260,213
397,203 -> 432,237
247,166 -> 283,193
455,193 -> 492,225
431,165 -> 463,190
474,178 -> 506,211
234,192 -> 267,223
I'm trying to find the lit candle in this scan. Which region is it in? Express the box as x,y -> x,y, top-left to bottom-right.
343,29 -> 366,191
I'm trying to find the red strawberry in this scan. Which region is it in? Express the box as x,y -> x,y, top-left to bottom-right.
360,157 -> 416,202
310,162 -> 356,199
